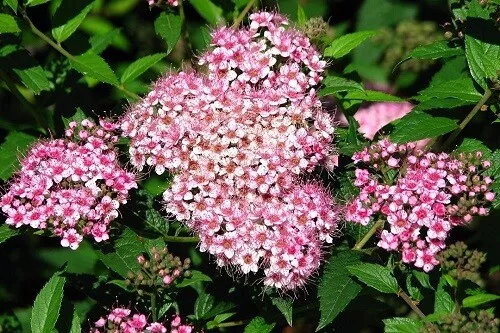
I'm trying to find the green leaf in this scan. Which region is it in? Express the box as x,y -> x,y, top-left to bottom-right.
297,4 -> 307,25
455,138 -> 492,158
4,0 -> 18,13
69,51 -> 119,85
271,297 -> 293,327
317,251 -> 362,330
430,56 -> 468,86
144,208 -> 169,237
0,131 -> 37,181
464,1 -> 500,89
319,76 -> 364,96
0,14 -> 20,34
343,90 -> 403,102
324,31 -> 378,58
462,293 -> 500,308
194,293 -> 214,320
206,313 -> 236,329
0,224 -> 20,245
357,0 -> 417,30
390,111 -> 458,143
406,275 -> 423,302
383,317 -> 422,333
37,241 -> 98,274
142,174 -> 172,197
51,0 -> 95,43
434,276 -> 455,313
177,270 -> 212,288
188,0 -> 224,25
96,227 -> 145,277
62,108 -> 87,129
154,13 -> 182,55
89,29 -> 122,54
412,271 -> 433,290
400,41 -> 463,65
413,98 -> 474,112
347,263 -> 399,294
244,316 -> 275,333
121,53 -> 165,84
417,77 -> 482,103
25,0 -> 49,6
31,271 -> 66,333
69,310 -> 81,333
486,150 -> 500,178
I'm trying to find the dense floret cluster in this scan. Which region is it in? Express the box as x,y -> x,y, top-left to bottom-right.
0,119 -> 137,249
120,12 -> 340,289
91,307 -> 193,333
346,139 -> 495,271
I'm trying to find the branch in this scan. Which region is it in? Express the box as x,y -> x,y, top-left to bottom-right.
163,235 -> 199,243
441,88 -> 492,150
353,220 -> 384,250
232,0 -> 255,28
398,290 -> 426,320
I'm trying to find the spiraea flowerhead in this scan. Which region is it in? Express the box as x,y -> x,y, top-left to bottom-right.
0,119 -> 137,250
346,138 -> 495,272
120,12 -> 340,290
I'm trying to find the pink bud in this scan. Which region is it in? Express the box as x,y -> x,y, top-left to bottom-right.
485,192 -> 495,201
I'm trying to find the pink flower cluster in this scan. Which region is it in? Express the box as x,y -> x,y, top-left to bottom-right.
147,0 -> 178,7
346,139 -> 495,272
120,12 -> 340,289
92,307 -> 193,333
0,119 -> 137,250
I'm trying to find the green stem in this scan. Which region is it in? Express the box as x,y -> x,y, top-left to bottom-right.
215,320 -> 249,328
163,235 -> 199,243
398,290 -> 426,319
0,70 -> 48,134
353,220 -> 384,250
232,0 -> 255,28
440,88 -> 492,150
151,289 -> 158,322
178,0 -> 193,58
21,8 -> 140,101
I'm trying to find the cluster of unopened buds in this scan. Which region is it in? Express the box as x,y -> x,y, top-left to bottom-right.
0,119 -> 137,250
346,138 -> 495,272
436,241 -> 486,286
120,11 -> 340,289
91,307 -> 194,333
126,247 -> 191,294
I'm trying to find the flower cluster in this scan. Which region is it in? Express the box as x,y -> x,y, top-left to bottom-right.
147,0 -> 178,7
436,241 -> 486,286
120,12 -> 340,289
346,139 -> 495,271
92,307 -> 193,333
127,247 -> 191,293
0,119 -> 137,250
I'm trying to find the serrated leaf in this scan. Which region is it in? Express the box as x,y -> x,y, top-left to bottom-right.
144,208 -> 169,236
31,272 -> 66,333
464,1 -> 500,89
271,297 -> 293,327
406,275 -> 423,302
69,309 -> 81,333
319,76 -> 364,96
244,316 -> 275,333
154,13 -> 182,55
399,41 -> 463,65
0,224 -> 20,245
0,14 -> 20,34
434,276 -> 455,313
69,51 -> 119,85
462,293 -> 500,308
4,0 -> 18,13
485,150 -> 500,178
96,227 -> 145,277
177,270 -> 212,288
121,53 -> 165,84
194,293 -> 214,320
52,0 -> 94,43
0,132 -> 37,181
348,263 -> 399,294
343,90 -> 403,102
317,251 -> 362,330
390,111 -> 458,143
413,98 -> 474,112
417,77 -> 482,103
383,317 -> 422,333
89,29 -> 122,54
188,0 -> 223,25
25,0 -> 49,6
455,138 -> 492,158
324,31 -> 378,58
